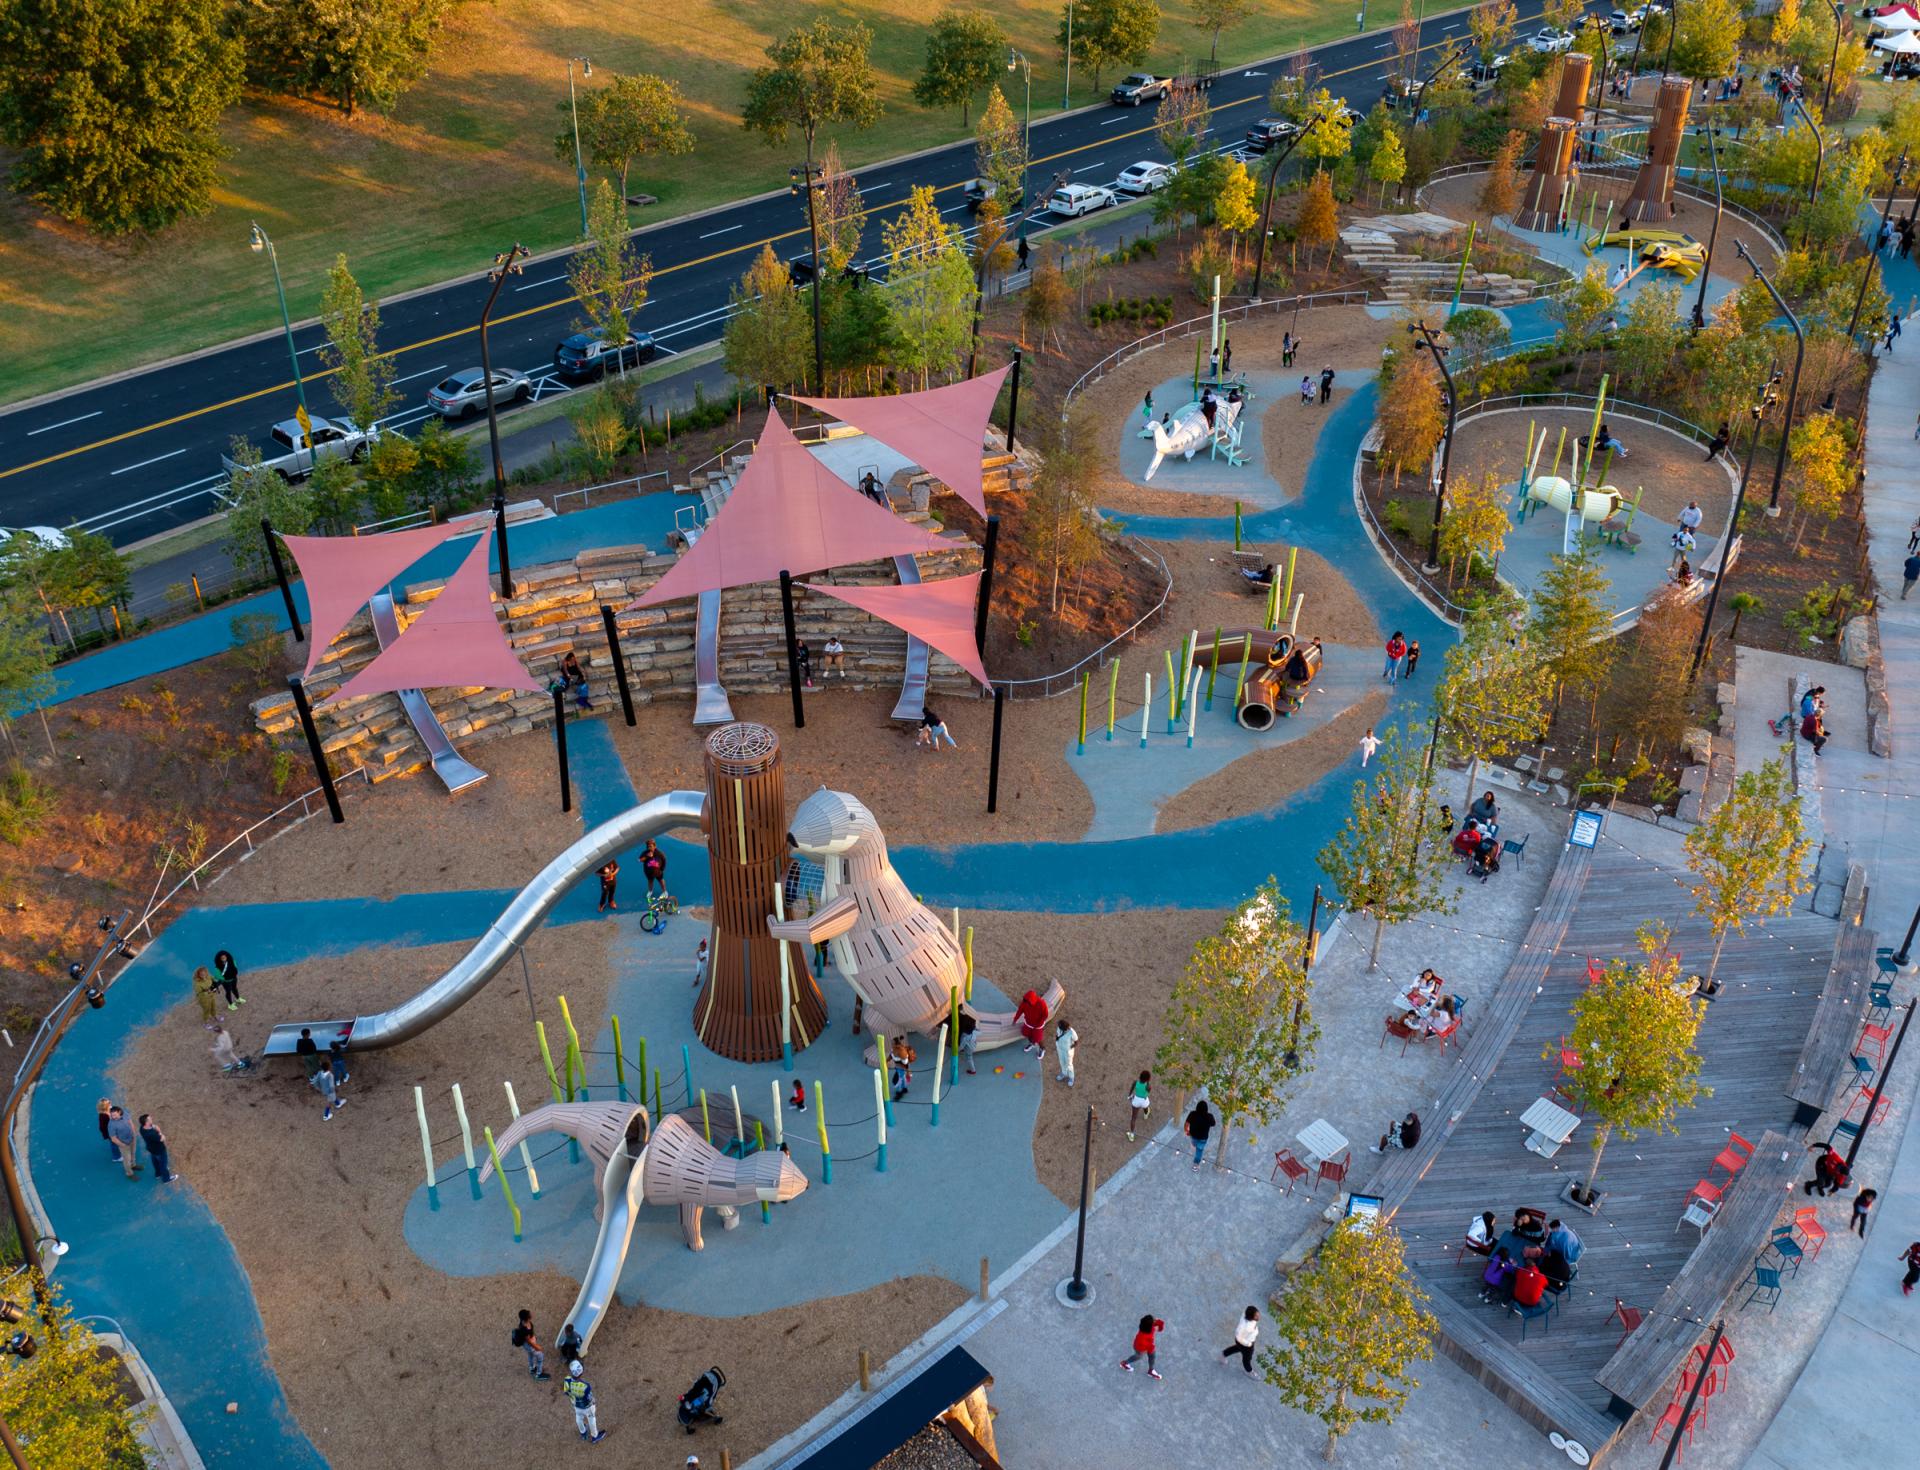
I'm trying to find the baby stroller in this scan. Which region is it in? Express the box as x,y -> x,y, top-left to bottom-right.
677,1366 -> 726,1435
1468,836 -> 1501,883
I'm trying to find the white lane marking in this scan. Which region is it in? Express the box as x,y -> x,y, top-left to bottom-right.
111,446 -> 188,476
389,363 -> 448,387
940,203 -> 971,215
1074,163 -> 1108,173
514,274 -> 567,292
698,223 -> 745,238
72,473 -> 224,527
1100,114 -> 1135,127
27,410 -> 103,436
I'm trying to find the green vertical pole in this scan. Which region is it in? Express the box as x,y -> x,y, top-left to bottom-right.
1264,572 -> 1279,631
636,1034 -> 647,1107
1232,633 -> 1252,707
949,987 -> 962,1085
1233,502 -> 1243,550
536,1022 -> 562,1103
482,1127 -> 522,1242
755,1121 -> 771,1223
1205,624 -> 1223,709
610,1016 -> 628,1101
652,1066 -> 663,1120
877,1033 -> 893,1127
699,1088 -> 712,1144
965,927 -> 975,1002
1282,547 -> 1297,621
1449,219 -> 1476,317
1106,657 -> 1119,740
1077,672 -> 1089,754
816,1080 -> 832,1184
556,995 -> 584,1100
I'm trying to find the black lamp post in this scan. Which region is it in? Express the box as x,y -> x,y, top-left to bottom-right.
1655,1320 -> 1725,1470
1661,0 -> 1679,79
1585,21 -> 1614,164
1063,1104 -> 1096,1302
1843,997 -> 1914,1174
1732,241 -> 1804,514
1822,0 -> 1847,116
1796,95 -> 1827,234
1844,148 -> 1909,360
1251,115 -> 1325,301
479,244 -> 528,507
789,162 -> 827,393
1688,372 -> 1778,682
1408,320 -> 1456,572
1691,123 -> 1724,331
1892,900 -> 1920,967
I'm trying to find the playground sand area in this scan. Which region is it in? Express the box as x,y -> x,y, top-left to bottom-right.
114,901 -> 1214,1465
1446,404 -> 1734,525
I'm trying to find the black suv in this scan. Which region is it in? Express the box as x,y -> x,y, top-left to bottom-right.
553,330 -> 656,383
787,256 -> 872,288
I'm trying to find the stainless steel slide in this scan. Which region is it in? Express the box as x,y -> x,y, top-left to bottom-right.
569,1139 -> 648,1354
261,789 -> 707,1056
888,553 -> 929,723
368,590 -> 488,794
693,587 -> 735,725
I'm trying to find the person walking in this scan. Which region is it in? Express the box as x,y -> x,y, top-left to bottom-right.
97,1097 -> 118,1162
1281,331 -> 1294,367
1888,315 -> 1904,353
107,1106 -> 139,1178
211,1025 -> 249,1073
512,1310 -> 553,1379
1184,1098 -> 1215,1170
312,1062 -> 345,1122
212,949 -> 244,1009
958,1010 -> 979,1075
1359,727 -> 1380,767
562,1360 -> 607,1443
1319,366 -> 1336,405
1053,1020 -> 1078,1086
1127,1070 -> 1151,1141
1017,235 -> 1030,271
137,1113 -> 177,1184
1120,1314 -> 1166,1378
1403,640 -> 1420,679
1678,500 -> 1704,539
1852,1188 -> 1878,1238
1901,1240 -> 1920,1296
192,966 -> 220,1027
1903,551 -> 1920,599
1220,1306 -> 1260,1374
1383,631 -> 1407,682
596,858 -> 619,912
641,840 -> 668,900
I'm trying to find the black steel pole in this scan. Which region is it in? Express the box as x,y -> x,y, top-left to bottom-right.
1413,323 -> 1455,571
601,603 -> 636,726
1845,997 -> 1915,1174
779,569 -> 805,730
987,682 -> 1006,813
262,518 -> 305,641
803,163 -> 825,393
1065,1104 -> 1094,1300
1892,901 -> 1920,967
1844,152 -> 1908,356
1284,883 -> 1322,1068
1691,124 -> 1723,331
1799,98 -> 1826,238
478,247 -> 522,505
974,515 -> 1000,654
1735,242 -> 1803,513
287,675 -> 343,823
494,492 -> 514,599
1822,1 -> 1844,116
1661,0 -> 1678,79
1655,1320 -> 1724,1470
0,1410 -> 30,1470
1006,348 -> 1023,452
552,686 -> 572,813
1688,392 -> 1770,682
1250,118 -> 1321,300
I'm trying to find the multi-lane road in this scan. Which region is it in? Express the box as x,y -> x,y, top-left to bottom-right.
0,1 -> 1557,544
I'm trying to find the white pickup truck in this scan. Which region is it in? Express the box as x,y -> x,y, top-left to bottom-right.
220,416 -> 377,480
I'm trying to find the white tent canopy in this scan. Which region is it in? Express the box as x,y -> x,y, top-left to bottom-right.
1875,30 -> 1920,53
1874,11 -> 1920,31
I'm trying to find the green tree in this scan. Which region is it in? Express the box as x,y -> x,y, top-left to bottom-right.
1686,757 -> 1815,982
742,19 -> 884,175
1548,265 -> 1614,386
882,186 -> 976,388
1445,306 -> 1508,387
1468,0 -> 1520,63
914,8 -> 1009,126
556,73 -> 694,200
1553,920 -> 1709,1196
568,179 -> 652,348
1215,157 -> 1259,250
1059,0 -> 1162,93
974,86 -> 1027,204
1436,606 -> 1553,798
317,255 -> 396,433
0,587 -> 56,757
1613,281 -> 1684,399
1192,0 -> 1255,64
725,245 -> 812,393
1437,470 -> 1510,586
1156,878 -> 1317,1164
1298,86 -> 1355,169
1262,1218 -> 1436,1463
11,529 -> 130,649
1669,0 -> 1743,82
1530,547 -> 1615,713
1026,411 -> 1105,610
224,442 -> 314,584
1542,0 -> 1586,31
1156,80 -> 1213,166
0,1275 -> 151,1466
1374,351 -> 1444,489
1369,121 -> 1407,205
1022,245 -> 1072,351
1684,301 -> 1776,429
565,378 -> 633,482
1317,724 -> 1459,968
822,273 -> 897,393
243,0 -> 454,118
1605,588 -> 1695,761
0,0 -> 241,235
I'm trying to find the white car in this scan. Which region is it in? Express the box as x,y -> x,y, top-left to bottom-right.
1114,161 -> 1174,195
1610,7 -> 1647,33
1528,27 -> 1576,54
1044,183 -> 1118,218
0,525 -> 69,574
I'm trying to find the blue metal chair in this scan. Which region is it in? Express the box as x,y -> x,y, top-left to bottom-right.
1742,1262 -> 1784,1313
1850,1053 -> 1877,1085
1875,948 -> 1900,976
1868,986 -> 1895,1025
1502,832 -> 1530,866
1829,1119 -> 1862,1151
1509,1295 -> 1555,1340
1767,1225 -> 1804,1277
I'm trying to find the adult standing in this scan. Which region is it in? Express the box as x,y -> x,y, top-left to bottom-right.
1678,500 -> 1704,539
1184,1098 -> 1216,1169
1126,1070 -> 1152,1141
1852,1188 -> 1878,1238
97,1097 -> 117,1162
1383,631 -> 1407,682
1220,1306 -> 1259,1374
563,1360 -> 607,1443
1053,1020 -> 1078,1087
512,1310 -> 553,1380
212,949 -> 244,1009
107,1106 -> 139,1178
191,967 -> 219,1027
138,1114 -> 177,1184
1015,989 -> 1050,1054
1319,366 -> 1336,405
640,840 -> 667,900
1281,331 -> 1295,368
1221,338 -> 1232,376
597,858 -> 619,913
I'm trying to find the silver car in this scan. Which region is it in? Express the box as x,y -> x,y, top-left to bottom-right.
220,416 -> 376,479
427,367 -> 533,420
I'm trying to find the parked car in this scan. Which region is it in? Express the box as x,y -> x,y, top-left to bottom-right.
786,256 -> 872,288
220,417 -> 375,480
1468,54 -> 1511,86
1245,115 -> 1300,151
0,525 -> 68,575
963,176 -> 1024,212
426,367 -> 534,420
1528,27 -> 1576,53
1610,7 -> 1648,33
1111,73 -> 1172,106
552,331 -> 656,383
1114,161 -> 1174,194
1042,183 -> 1118,218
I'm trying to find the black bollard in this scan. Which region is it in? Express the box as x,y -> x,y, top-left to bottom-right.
287,676 -> 342,823
552,686 -> 571,813
601,604 -> 636,726
494,493 -> 514,599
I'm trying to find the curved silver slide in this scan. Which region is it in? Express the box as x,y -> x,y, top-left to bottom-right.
693,587 -> 735,726
888,553 -> 930,722
368,590 -> 488,794
261,789 -> 707,1056
570,1140 -> 648,1354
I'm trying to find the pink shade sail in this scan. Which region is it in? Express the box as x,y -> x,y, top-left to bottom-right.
801,573 -> 989,688
283,520 -> 471,677
628,410 -> 948,610
321,532 -> 539,706
788,364 -> 1010,516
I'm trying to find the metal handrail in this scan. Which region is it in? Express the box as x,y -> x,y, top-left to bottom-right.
552,468 -> 670,511
1452,391 -> 1725,447
993,537 -> 1174,700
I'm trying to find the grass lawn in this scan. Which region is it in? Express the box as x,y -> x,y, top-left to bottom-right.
0,0 -> 1379,407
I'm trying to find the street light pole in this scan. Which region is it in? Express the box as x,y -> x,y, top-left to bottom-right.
1062,2 -> 1075,109
1822,1 -> 1846,116
1845,149 -> 1908,354
248,223 -> 313,467
1733,241 -> 1804,513
1009,49 -> 1033,241
1251,115 -> 1324,300
790,161 -> 827,393
1063,1104 -> 1095,1301
1410,320 -> 1456,572
1661,0 -> 1680,79
478,244 -> 528,509
1691,123 -> 1724,330
1688,373 -> 1778,682
1843,997 -> 1914,1174
1796,95 -> 1826,230
568,57 -> 593,235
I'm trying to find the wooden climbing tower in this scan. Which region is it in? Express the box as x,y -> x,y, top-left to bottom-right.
694,722 -> 827,1062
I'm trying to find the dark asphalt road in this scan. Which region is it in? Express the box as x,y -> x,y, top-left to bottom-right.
0,1 -> 1559,545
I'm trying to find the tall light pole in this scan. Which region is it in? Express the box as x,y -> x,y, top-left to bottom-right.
1250,115 -> 1325,300
1845,147 -> 1908,355
248,223 -> 313,466
1734,240 -> 1804,513
1822,0 -> 1847,116
1691,122 -> 1724,330
1061,3 -> 1076,108
1009,48 -> 1034,240
1585,19 -> 1614,164
1409,320 -> 1456,573
1661,0 -> 1680,79
567,57 -> 593,235
789,163 -> 827,393
1796,95 -> 1826,229
480,244 -> 527,600
1689,370 -> 1779,681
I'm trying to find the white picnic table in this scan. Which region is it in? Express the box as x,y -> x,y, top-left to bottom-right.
1521,1096 -> 1581,1158
1296,1118 -> 1350,1165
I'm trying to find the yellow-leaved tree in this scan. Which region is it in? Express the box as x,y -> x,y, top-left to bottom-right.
1685,756 -> 1814,983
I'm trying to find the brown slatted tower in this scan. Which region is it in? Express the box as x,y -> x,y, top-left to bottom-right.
1516,53 -> 1593,231
1624,76 -> 1692,222
693,722 -> 826,1062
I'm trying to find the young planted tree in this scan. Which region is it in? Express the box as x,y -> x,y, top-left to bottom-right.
1686,757 -> 1814,983
1374,352 -> 1445,489
974,86 -> 1027,204
1298,86 -> 1355,171
742,19 -> 884,179
1541,0 -> 1586,31
569,180 -> 653,348
224,443 -> 314,584
814,142 -> 867,273
1192,0 -> 1255,63
1061,0 -> 1162,93
1216,158 -> 1259,260
1392,0 -> 1422,86
1787,412 -> 1853,547
823,275 -> 897,393
0,0 -> 242,235
1552,920 -> 1709,1201
1437,470 -> 1510,586
0,586 -> 56,756
564,379 -> 632,482
0,1276 -> 151,1466
1262,1218 -> 1436,1463
1548,265 -> 1615,387
1156,878 -> 1318,1165
1369,121 -> 1407,205
1156,82 -> 1213,167
1613,282 -> 1685,400
1604,588 -> 1695,762
1478,130 -> 1526,219
1530,547 -> 1615,714
1022,246 -> 1072,351
882,187 -> 976,387
1444,306 -> 1509,387
317,255 -> 397,433
1684,303 -> 1777,430
1296,169 -> 1340,270
1317,724 -> 1459,969
914,8 -> 1009,125
1436,605 -> 1554,799
1468,0 -> 1520,63
555,73 -> 695,200
13,529 -> 131,649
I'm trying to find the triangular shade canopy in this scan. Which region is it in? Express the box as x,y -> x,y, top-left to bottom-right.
283,520 -> 470,677
788,365 -> 1010,516
801,573 -> 989,688
321,532 -> 538,706
628,410 -> 947,610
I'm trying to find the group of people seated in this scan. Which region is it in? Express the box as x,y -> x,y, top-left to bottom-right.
1468,1209 -> 1584,1307
1398,969 -> 1459,1035
1451,820 -> 1502,880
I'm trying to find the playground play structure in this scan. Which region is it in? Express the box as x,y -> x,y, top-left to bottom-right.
1515,52 -> 1694,236
1192,629 -> 1324,732
1508,377 -> 1653,556
1142,392 -> 1246,480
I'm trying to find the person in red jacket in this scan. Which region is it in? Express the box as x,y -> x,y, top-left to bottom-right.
1015,990 -> 1051,1055
1120,1314 -> 1166,1379
1511,1260 -> 1548,1308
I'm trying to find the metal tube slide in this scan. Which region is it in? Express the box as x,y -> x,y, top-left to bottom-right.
261,789 -> 707,1055
889,553 -> 930,722
568,1141 -> 648,1356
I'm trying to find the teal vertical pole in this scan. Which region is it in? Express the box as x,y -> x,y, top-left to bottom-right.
681,1043 -> 693,1109
816,1079 -> 832,1184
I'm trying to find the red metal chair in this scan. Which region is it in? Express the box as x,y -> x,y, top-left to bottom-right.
1648,1400 -> 1706,1456
1428,1016 -> 1462,1051
1270,1148 -> 1308,1195
1690,1333 -> 1736,1379
1791,1207 -> 1826,1261
1710,1132 -> 1755,1181
1313,1154 -> 1350,1196
1687,1178 -> 1724,1208
1609,1298 -> 1643,1348
1550,1036 -> 1585,1105
1381,1013 -> 1420,1055
1586,955 -> 1606,985
1857,1020 -> 1893,1066
1843,1085 -> 1893,1125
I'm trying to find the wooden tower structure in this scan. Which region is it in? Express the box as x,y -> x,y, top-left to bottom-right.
1517,53 -> 1592,231
1625,77 -> 1692,222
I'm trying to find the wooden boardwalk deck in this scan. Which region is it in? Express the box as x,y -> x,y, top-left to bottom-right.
1381,829 -> 1836,1459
